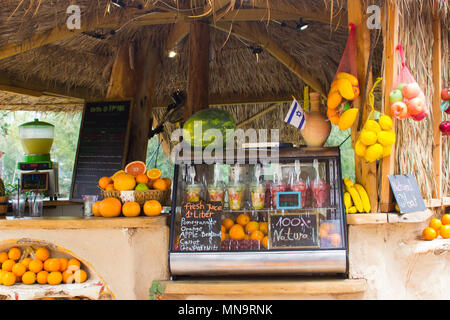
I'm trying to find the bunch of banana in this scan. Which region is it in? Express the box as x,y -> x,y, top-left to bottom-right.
343,178 -> 371,213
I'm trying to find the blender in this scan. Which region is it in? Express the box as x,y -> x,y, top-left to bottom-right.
16,119 -> 59,200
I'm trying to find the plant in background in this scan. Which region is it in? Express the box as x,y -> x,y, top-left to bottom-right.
5,183 -> 18,196
0,111 -> 9,137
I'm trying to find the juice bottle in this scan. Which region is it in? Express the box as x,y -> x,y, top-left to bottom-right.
271,164 -> 286,209
311,159 -> 330,208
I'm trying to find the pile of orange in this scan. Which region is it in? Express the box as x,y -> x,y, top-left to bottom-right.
98,162 -> 172,193
0,247 -> 87,286
92,197 -> 163,218
422,214 -> 450,241
221,214 -> 269,249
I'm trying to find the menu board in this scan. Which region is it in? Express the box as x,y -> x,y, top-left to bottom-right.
269,211 -> 319,249
70,101 -> 132,201
179,201 -> 222,252
388,174 -> 426,213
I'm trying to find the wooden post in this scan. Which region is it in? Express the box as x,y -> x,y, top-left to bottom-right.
348,0 -> 377,212
431,7 -> 442,199
379,3 -> 399,212
107,39 -> 161,163
185,20 -> 210,120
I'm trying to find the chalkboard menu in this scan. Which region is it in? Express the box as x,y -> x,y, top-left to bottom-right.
70,101 -> 132,201
276,192 -> 302,209
388,174 -> 426,213
179,201 -> 222,252
21,172 -> 48,191
269,211 -> 319,249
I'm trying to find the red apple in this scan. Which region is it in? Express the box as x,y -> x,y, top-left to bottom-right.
444,103 -> 450,115
402,82 -> 421,100
406,97 -> 425,115
441,88 -> 449,101
391,101 -> 408,119
411,109 -> 428,121
439,121 -> 450,135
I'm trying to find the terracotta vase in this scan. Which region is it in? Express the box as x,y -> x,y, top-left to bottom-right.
301,92 -> 331,147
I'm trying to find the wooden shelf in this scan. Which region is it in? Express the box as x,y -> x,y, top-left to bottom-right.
347,209 -> 433,225
0,215 -> 168,229
159,279 -> 367,299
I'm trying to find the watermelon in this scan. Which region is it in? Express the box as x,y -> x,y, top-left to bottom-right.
183,108 -> 236,149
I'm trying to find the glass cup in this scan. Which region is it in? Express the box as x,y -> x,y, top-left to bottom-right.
11,193 -> 26,218
28,193 -> 44,217
227,184 -> 245,210
311,179 -> 330,208
271,182 -> 287,209
186,184 -> 202,202
291,179 -> 308,208
207,185 -> 225,205
250,184 -> 265,210
82,195 -> 98,217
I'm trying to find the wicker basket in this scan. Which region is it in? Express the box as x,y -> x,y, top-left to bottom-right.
0,196 -> 8,215
101,189 -> 170,206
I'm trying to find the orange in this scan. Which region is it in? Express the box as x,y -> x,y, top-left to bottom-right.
429,218 -> 443,232
21,271 -> 36,285
440,225 -> 450,239
2,259 -> 15,272
329,233 -> 342,247
2,271 -> 16,286
229,224 -> 245,240
327,107 -> 340,126
441,214 -> 450,226
20,257 -> 32,269
113,173 -> 136,191
122,201 -> 141,217
74,269 -> 87,283
245,221 -> 259,234
41,297 -> 56,300
28,259 -> 43,273
147,179 -> 155,189
59,258 -> 68,272
35,247 -> 50,261
0,252 -> 8,264
99,197 -> 122,217
47,271 -> 62,285
319,225 -> 329,238
62,270 -> 74,284
135,174 -> 149,185
221,231 -> 226,241
111,170 -> 125,181
162,178 -> 172,189
259,222 -> 268,235
143,200 -> 162,217
422,227 -> 437,240
222,218 -> 234,231
92,201 -> 102,217
105,184 -> 115,191
98,176 -> 113,189
12,263 -> 26,277
125,161 -> 147,177
37,271 -> 49,284
243,234 -> 250,240
67,258 -> 81,272
146,168 -> 162,180
44,258 -> 61,272
8,247 -> 21,261
262,236 -> 269,249
221,225 -> 225,233
236,214 -> 250,226
0,270 -> 6,284
152,179 -> 167,191
250,230 -> 264,242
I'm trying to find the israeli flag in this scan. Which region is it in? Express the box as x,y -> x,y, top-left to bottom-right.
284,99 -> 306,129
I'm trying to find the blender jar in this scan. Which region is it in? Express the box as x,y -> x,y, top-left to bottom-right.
19,119 -> 54,156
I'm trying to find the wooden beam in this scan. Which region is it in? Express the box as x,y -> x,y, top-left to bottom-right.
185,20 -> 210,120
431,6 -> 442,199
348,0 -> 377,212
0,85 -> 43,97
213,21 -> 325,96
165,22 -> 190,51
379,3 -> 399,212
236,103 -> 280,128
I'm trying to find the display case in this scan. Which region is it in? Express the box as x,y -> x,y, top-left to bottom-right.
169,147 -> 348,277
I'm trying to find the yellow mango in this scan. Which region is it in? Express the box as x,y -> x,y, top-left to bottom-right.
336,72 -> 359,86
327,91 -> 342,109
338,108 -> 359,131
336,79 -> 355,100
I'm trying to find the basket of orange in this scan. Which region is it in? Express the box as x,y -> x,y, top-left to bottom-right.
98,162 -> 172,206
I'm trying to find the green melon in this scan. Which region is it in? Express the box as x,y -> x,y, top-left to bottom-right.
183,108 -> 236,149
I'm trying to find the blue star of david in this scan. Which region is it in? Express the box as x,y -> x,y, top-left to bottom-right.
296,111 -> 302,117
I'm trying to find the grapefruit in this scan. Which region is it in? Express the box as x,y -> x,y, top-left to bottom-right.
114,173 -> 136,191
125,161 -> 147,177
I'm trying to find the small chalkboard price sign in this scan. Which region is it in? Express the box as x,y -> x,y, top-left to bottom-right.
388,174 -> 426,213
179,201 -> 222,252
276,192 -> 301,209
70,100 -> 132,201
269,211 -> 319,249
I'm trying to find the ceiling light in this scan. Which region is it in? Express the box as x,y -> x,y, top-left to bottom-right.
296,18 -> 309,31
168,50 -> 177,58
112,0 -> 126,9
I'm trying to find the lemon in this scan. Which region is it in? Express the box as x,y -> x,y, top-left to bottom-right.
378,115 -> 393,130
364,143 -> 383,162
364,120 -> 381,133
338,108 -> 359,130
359,130 -> 378,145
354,140 -> 367,157
377,130 -> 396,146
382,145 -> 392,157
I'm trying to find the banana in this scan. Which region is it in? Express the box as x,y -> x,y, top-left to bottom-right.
343,178 -> 354,191
348,206 -> 357,214
344,192 -> 353,210
348,186 -> 364,213
354,184 -> 371,213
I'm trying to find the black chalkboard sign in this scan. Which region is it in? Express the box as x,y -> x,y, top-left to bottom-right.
276,192 -> 302,209
179,201 -> 222,252
70,100 -> 132,201
21,172 -> 49,191
269,211 -> 319,249
388,174 -> 426,213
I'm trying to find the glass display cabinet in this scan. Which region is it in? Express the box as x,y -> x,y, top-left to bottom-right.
169,147 -> 348,277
